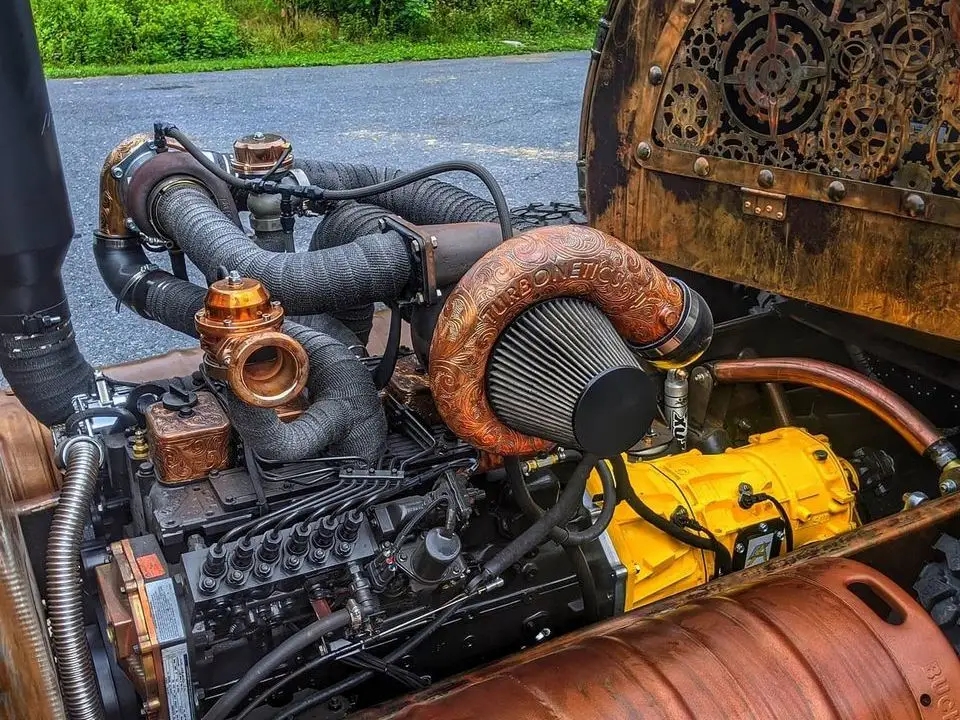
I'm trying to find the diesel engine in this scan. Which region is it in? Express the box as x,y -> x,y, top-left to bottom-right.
8,0 -> 960,718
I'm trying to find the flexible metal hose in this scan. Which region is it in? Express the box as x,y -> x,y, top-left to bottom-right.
45,437 -> 105,720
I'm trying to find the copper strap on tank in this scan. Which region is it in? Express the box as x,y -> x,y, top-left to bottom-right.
365,559 -> 960,720
709,357 -> 943,455
428,225 -> 684,456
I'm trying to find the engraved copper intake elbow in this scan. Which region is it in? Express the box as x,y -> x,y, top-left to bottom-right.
196,274 -> 308,408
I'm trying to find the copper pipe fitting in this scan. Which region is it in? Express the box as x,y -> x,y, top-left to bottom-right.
429,225 -> 708,456
98,133 -> 152,238
709,358 -> 944,456
196,274 -> 308,408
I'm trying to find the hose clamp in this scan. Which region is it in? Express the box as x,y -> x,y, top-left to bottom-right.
346,598 -> 364,629
57,435 -> 105,469
116,263 -> 160,314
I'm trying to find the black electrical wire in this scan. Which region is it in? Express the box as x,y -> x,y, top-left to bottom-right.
201,609 -> 353,720
373,306 -> 402,390
750,493 -> 795,552
611,455 -> 733,576
64,407 -> 139,435
343,651 -> 428,690
159,125 -> 513,241
675,515 -> 732,580
274,601 -> 464,720
507,456 -> 618,547
393,495 -> 450,548
474,452 -> 599,587
318,161 -> 513,241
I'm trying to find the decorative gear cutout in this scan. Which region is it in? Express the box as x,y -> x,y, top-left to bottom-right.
760,143 -> 800,167
708,135 -> 761,162
721,8 -> 830,140
910,81 -> 941,143
714,6 -> 738,38
930,114 -> 960,193
881,12 -> 945,85
805,0 -> 888,31
836,36 -> 879,79
822,84 -> 908,181
892,162 -> 935,192
685,27 -> 723,72
655,67 -> 721,150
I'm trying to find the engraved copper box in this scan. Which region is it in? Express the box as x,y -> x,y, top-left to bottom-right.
145,391 -> 231,484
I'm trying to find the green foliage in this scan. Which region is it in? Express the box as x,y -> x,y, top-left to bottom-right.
133,0 -> 243,62
34,0 -> 604,68
32,0 -> 243,65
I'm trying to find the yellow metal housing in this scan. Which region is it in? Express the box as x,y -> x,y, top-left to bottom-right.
588,427 -> 859,612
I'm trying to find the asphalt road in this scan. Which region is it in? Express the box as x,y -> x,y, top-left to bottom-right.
49,50 -> 589,370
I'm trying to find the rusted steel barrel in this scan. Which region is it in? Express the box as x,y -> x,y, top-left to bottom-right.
364,559 -> 960,719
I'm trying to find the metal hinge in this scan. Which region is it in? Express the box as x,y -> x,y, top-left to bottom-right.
741,188 -> 787,222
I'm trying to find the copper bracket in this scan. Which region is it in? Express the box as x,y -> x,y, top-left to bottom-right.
741,188 -> 786,221
381,216 -> 439,306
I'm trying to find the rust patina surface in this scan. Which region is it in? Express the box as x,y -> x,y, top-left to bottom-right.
581,0 -> 960,342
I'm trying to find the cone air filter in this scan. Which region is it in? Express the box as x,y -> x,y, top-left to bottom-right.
428,225 -> 713,457
487,298 -> 656,456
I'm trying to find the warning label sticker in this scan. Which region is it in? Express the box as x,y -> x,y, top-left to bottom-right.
162,644 -> 195,720
144,578 -> 186,645
137,553 -> 166,580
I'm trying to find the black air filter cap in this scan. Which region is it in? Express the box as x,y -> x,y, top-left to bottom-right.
573,366 -> 656,457
488,297 -> 657,456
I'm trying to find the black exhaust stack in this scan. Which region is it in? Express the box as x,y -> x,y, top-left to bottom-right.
0,0 -> 94,424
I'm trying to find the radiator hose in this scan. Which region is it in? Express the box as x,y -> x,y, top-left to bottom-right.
45,436 -> 105,720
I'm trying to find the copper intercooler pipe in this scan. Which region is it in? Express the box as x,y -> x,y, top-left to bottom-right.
709,358 -> 944,457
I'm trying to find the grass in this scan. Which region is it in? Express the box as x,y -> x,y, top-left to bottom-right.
45,31 -> 594,78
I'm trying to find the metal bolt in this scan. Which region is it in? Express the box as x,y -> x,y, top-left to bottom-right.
636,142 -> 652,162
534,628 -> 552,642
284,555 -> 302,571
227,569 -> 245,586
226,270 -> 243,286
735,543 -> 745,553
254,562 -> 272,580
941,479 -> 959,495
827,180 -> 846,202
758,169 -> 775,188
692,368 -> 710,384
199,577 -> 218,595
776,530 -> 786,540
813,449 -> 829,462
758,523 -> 769,533
111,165 -> 124,179
693,157 -> 711,177
648,65 -> 664,85
336,541 -> 352,558
904,193 -> 926,217
310,548 -> 327,564
253,131 -> 266,140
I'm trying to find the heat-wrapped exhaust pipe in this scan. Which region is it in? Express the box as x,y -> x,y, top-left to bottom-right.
228,321 -> 388,463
